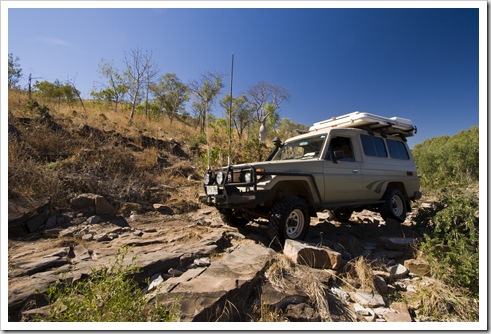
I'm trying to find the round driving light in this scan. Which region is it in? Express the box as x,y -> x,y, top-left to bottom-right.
216,172 -> 224,184
244,172 -> 252,183
203,173 -> 211,185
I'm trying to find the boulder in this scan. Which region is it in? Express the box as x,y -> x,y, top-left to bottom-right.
384,302 -> 412,322
70,194 -> 96,214
70,193 -> 117,216
45,216 -> 58,229
353,303 -> 376,322
153,204 -> 174,215
260,281 -> 309,311
26,213 -> 48,233
285,303 -> 321,322
373,275 -> 388,295
95,195 -> 117,215
283,239 -> 342,270
8,196 -> 51,236
388,264 -> 409,279
379,237 -> 416,251
404,259 -> 431,277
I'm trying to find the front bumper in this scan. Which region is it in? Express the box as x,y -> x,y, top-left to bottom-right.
204,165 -> 268,208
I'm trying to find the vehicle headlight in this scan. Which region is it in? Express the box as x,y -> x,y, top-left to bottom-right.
244,172 -> 252,183
203,173 -> 211,185
216,172 -> 224,184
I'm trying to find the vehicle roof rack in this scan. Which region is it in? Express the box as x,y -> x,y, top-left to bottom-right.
309,111 -> 417,137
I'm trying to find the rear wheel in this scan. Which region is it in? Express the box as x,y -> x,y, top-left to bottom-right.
219,208 -> 249,227
380,188 -> 408,222
268,197 -> 310,244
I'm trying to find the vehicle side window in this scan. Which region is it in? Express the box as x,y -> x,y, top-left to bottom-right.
326,136 -> 355,162
360,134 -> 387,158
386,139 -> 410,160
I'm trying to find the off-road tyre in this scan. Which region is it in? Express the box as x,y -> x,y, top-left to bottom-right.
331,209 -> 354,223
380,188 -> 407,223
268,196 -> 310,245
219,208 -> 249,227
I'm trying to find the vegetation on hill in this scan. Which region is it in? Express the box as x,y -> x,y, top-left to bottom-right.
412,126 -> 479,190
411,127 -> 479,319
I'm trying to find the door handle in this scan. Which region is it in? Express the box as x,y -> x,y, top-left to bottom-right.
352,169 -> 359,174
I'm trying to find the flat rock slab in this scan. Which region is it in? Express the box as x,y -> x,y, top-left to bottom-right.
156,240 -> 275,321
350,290 -> 385,308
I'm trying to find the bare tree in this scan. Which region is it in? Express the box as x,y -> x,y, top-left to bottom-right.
247,81 -> 290,123
123,48 -> 158,123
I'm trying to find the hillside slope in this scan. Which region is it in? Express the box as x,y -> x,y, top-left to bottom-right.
8,92 -> 203,214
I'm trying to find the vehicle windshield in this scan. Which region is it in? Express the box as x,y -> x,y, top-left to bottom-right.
272,134 -> 327,161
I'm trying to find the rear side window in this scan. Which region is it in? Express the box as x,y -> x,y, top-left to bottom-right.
386,139 -> 410,160
360,135 -> 387,158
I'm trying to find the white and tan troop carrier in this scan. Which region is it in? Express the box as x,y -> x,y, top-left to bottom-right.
203,111 -> 421,244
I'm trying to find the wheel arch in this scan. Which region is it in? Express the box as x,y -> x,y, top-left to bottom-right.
385,182 -> 411,212
270,180 -> 319,217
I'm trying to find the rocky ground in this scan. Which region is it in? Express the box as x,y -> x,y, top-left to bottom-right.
8,192 -> 438,323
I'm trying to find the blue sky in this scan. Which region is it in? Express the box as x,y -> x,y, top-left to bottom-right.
5,3 -> 484,148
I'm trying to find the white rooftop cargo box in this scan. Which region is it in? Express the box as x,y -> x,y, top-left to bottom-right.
309,111 -> 417,137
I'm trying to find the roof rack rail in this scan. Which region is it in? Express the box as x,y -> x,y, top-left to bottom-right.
309,111 -> 417,137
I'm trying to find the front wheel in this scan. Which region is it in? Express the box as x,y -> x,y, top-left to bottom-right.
380,188 -> 408,222
268,197 -> 310,244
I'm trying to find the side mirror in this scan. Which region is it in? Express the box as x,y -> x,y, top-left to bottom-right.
332,150 -> 345,163
334,150 -> 345,159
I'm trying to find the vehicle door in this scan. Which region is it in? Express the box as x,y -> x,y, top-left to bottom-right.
322,133 -> 364,203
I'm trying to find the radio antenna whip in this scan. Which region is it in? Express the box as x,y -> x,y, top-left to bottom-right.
228,54 -> 234,166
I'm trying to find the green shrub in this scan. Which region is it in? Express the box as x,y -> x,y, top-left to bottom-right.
417,191 -> 479,297
412,126 -> 479,190
41,248 -> 180,322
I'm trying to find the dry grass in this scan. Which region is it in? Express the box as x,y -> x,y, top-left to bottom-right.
265,255 -> 332,321
344,256 -> 375,291
8,91 -> 203,212
408,278 -> 478,321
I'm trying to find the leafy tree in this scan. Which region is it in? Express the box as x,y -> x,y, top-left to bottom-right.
34,80 -> 79,106
220,94 -> 254,139
91,59 -> 129,112
189,72 -> 224,132
123,48 -> 158,122
151,73 -> 189,122
8,53 -> 22,89
276,117 -> 309,141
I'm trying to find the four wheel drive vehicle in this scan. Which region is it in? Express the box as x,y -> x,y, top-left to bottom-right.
203,111 -> 421,244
